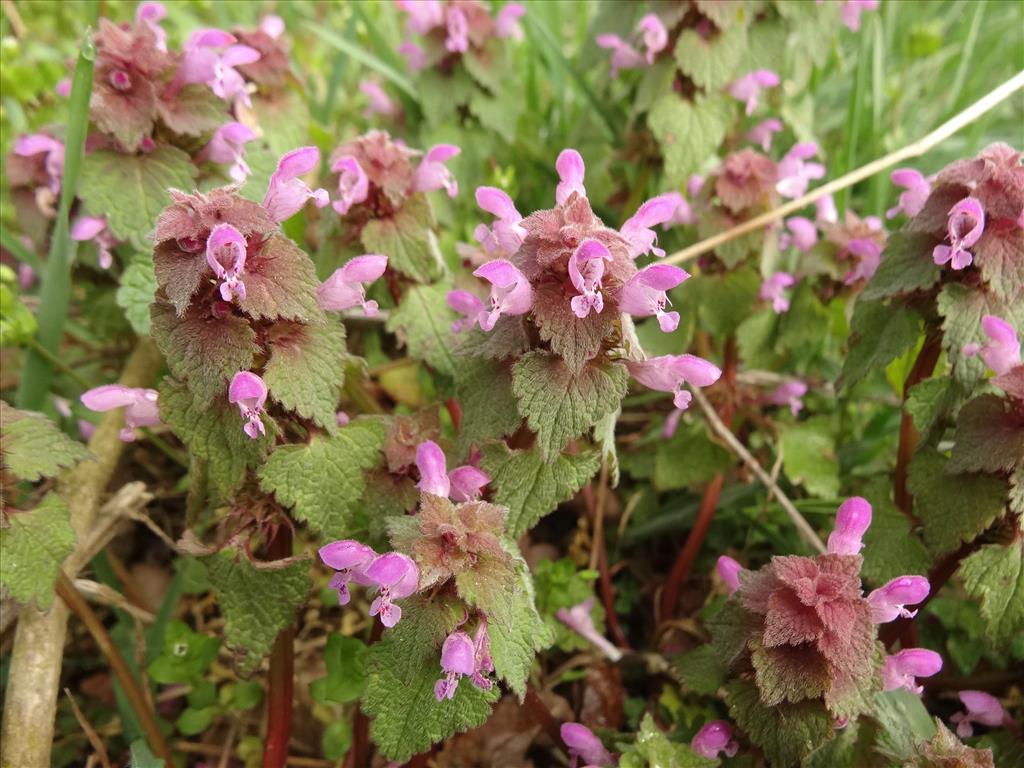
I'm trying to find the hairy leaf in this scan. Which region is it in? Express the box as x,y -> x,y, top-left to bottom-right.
259,418 -> 387,541
361,195 -> 446,284
263,321 -> 347,430
650,93 -> 731,187
948,394 -> 1024,474
780,418 -> 840,498
238,233 -> 323,324
672,645 -> 728,696
675,24 -> 746,90
116,259 -> 157,335
0,401 -> 90,482
619,713 -> 716,768
0,492 -> 74,609
511,352 -> 628,460
905,377 -> 958,440
205,551 -> 311,674
860,231 -> 942,302
310,634 -> 368,705
156,84 -> 226,137
78,147 -> 197,248
937,283 -> 1024,389
861,491 -> 931,585
959,542 -> 1024,649
454,359 -> 521,455
480,443 -> 599,537
727,679 -> 835,767
387,283 -> 457,376
654,422 -> 733,491
531,279 -> 615,372
841,300 -> 922,391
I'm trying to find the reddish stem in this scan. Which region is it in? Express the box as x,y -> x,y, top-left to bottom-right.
894,330 -> 943,519
524,685 -> 564,749
262,528 -> 295,768
445,397 -> 462,432
581,484 -> 629,649
659,339 -> 736,622
345,621 -> 383,768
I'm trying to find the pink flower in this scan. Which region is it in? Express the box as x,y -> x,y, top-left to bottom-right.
561,722 -> 615,768
398,40 -> 428,71
18,262 -> 36,290
843,238 -> 883,284
637,14 -> 668,62
716,555 -> 743,595
136,2 -> 168,51
317,254 -> 389,316
396,0 -> 444,35
555,149 -> 587,205
263,147 -> 330,222
55,79 -> 71,98
199,122 -> 257,183
687,174 -> 705,199
816,193 -> 838,224
80,385 -> 161,443
963,315 -> 1021,376
336,411 -> 350,426
473,259 -> 532,331
365,552 -> 419,627
469,620 -> 494,690
474,186 -> 526,253
951,691 -> 1008,738
779,216 -> 818,252
595,33 -> 646,78
617,263 -> 689,332
556,598 -> 622,662
228,371 -> 267,439
568,239 -> 612,319
729,69 -> 780,115
445,6 -> 469,53
260,14 -> 285,39
447,290 -> 486,332
206,223 -> 248,302
415,440 -> 490,502
414,144 -> 460,197
434,631 -> 475,701
662,407 -> 683,438
867,576 -> 930,623
760,271 -> 796,314
886,168 -> 931,219
841,0 -> 879,32
747,118 -> 783,151
71,215 -> 117,270
776,142 -> 826,199
331,155 -> 370,216
933,196 -> 984,271
14,133 -> 64,194
660,191 -> 695,228
179,28 -> 261,105
495,3 -> 526,39
691,721 -> 739,760
626,354 -> 722,411
360,79 -> 399,119
621,194 -> 677,258
826,496 -> 872,555
882,649 -> 942,695
767,379 -> 808,415
318,540 -> 377,605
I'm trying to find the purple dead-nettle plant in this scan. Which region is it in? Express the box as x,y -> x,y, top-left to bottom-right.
71,216 -> 118,270
716,555 -> 744,595
882,649 -> 943,695
886,168 -> 932,219
80,385 -> 161,442
776,142 -> 826,198
263,146 -> 330,222
561,723 -> 616,768
933,196 -> 985,270
556,598 -> 623,662
198,122 -> 258,183
228,371 -> 268,439
963,315 -> 1022,376
317,254 -> 389,316
950,691 -> 1011,738
596,12 -> 668,77
691,720 -> 739,760
415,440 -> 490,502
729,69 -> 781,115
395,0 -> 525,71
766,379 -> 808,416
760,271 -> 797,314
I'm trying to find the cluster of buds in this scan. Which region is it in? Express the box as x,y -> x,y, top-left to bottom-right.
713,498 -> 939,721
395,0 -> 525,71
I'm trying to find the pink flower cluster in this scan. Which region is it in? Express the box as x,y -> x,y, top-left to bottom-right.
396,0 -> 525,71
596,13 -> 668,77
435,620 -> 493,701
318,541 -> 420,628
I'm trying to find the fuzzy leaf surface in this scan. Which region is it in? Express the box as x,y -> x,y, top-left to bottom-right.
454,359 -> 521,455
0,401 -> 90,482
0,492 -> 74,609
959,541 -> 1024,649
238,233 -> 323,323
387,283 -> 457,376
116,259 -> 158,335
649,93 -> 730,187
841,300 -> 922,391
361,195 -> 445,284
726,679 -> 835,767
263,321 -> 347,429
948,394 -> 1024,474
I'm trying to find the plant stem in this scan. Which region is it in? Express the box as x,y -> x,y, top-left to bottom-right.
582,474 -> 629,650
524,686 -> 564,750
263,527 -> 295,768
16,31 -> 95,410
55,573 -> 173,766
894,329 -> 943,519
659,339 -> 737,622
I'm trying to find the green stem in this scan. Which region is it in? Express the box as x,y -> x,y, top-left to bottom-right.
138,428 -> 188,469
23,337 -> 94,390
16,31 -> 95,410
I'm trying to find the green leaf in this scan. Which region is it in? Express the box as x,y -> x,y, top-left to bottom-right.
531,279 -> 616,372
323,718 -> 353,761
511,352 -> 628,460
129,740 -> 165,768
780,418 -> 840,498
148,619 -> 220,684
908,450 -> 1008,556
649,93 -> 730,187
860,490 -> 931,585
78,147 -> 197,249
654,422 -> 733,491
619,713 -> 717,768
156,84 -> 226,138
859,231 -> 942,302
238,233 -> 324,324
205,551 -> 311,675
0,401 -> 90,482
364,595 -> 498,763
453,316 -> 530,361
0,492 -> 74,609
469,90 -> 522,144
691,268 -> 761,338
840,300 -> 922,391
226,681 -> 264,711
675,25 -> 746,90
454,359 -> 521,455
311,634 -> 368,705
949,394 -> 1024,474
362,195 -> 446,284
480,443 -> 599,537
871,689 -> 937,763
387,283 -> 458,376
176,706 -> 215,736
151,301 -> 257,409
959,541 -> 1024,649
937,283 -> 1024,389
259,418 -> 387,540
532,558 -> 604,653
726,679 -> 835,767
672,645 -> 727,696
116,259 -> 158,335
263,321 -> 347,430
159,380 -> 274,498
977,220 -> 1024,303
905,377 -> 958,440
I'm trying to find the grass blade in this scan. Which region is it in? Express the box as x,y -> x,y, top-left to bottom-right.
1,226 -> 40,271
16,30 -> 95,410
306,22 -> 416,99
